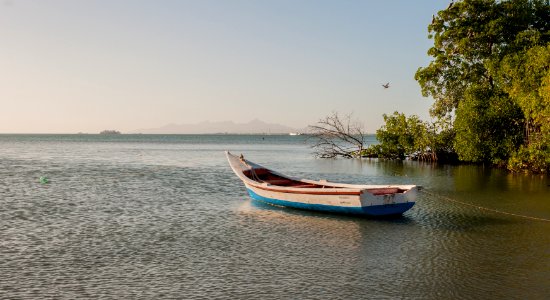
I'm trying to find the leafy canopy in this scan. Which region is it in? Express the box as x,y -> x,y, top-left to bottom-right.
414,0 -> 550,171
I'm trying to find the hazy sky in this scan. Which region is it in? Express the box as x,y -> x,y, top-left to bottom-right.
1,0 -> 447,133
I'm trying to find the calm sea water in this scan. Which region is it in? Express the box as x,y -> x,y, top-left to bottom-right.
1,134 -> 549,299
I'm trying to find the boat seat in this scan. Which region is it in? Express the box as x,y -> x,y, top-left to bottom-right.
288,184 -> 318,188
265,179 -> 294,185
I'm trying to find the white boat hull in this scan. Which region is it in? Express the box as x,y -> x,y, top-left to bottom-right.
244,182 -> 416,216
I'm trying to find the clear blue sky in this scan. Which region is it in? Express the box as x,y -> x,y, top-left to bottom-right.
0,0 -> 448,133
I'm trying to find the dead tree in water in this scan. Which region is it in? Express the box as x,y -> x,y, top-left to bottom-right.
307,112 -> 366,158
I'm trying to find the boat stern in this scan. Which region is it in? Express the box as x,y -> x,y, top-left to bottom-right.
358,185 -> 417,216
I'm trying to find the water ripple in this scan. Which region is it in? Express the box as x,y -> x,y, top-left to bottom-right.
1,136 -> 549,299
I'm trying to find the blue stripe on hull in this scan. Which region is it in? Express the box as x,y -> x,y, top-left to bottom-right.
246,188 -> 414,216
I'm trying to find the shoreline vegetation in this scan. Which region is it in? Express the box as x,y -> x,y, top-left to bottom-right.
308,0 -> 550,174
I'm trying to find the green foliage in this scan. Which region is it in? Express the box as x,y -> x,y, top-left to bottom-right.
507,143 -> 550,173
416,0 -> 549,118
376,112 -> 421,159
414,0 -> 550,173
499,44 -> 550,171
375,112 -> 456,161
359,144 -> 382,158
453,86 -> 524,163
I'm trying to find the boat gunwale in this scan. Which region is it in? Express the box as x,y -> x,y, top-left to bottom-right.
246,181 -> 363,195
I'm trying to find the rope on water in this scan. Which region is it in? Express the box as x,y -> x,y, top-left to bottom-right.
419,189 -> 550,222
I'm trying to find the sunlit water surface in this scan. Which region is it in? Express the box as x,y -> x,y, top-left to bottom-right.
1,134 -> 549,299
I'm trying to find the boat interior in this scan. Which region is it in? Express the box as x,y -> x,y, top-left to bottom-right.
243,168 -> 333,188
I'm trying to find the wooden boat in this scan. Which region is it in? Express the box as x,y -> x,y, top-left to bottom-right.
226,151 -> 417,216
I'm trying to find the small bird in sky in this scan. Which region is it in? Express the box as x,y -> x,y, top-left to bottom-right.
382,82 -> 390,89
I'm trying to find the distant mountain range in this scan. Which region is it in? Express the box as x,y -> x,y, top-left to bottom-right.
132,119 -> 302,134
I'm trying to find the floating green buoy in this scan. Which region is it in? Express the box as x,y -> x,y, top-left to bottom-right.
39,176 -> 49,184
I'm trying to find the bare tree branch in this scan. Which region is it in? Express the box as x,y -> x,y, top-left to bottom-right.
306,112 -> 366,158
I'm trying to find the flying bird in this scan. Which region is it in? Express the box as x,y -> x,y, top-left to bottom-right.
382,82 -> 390,89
